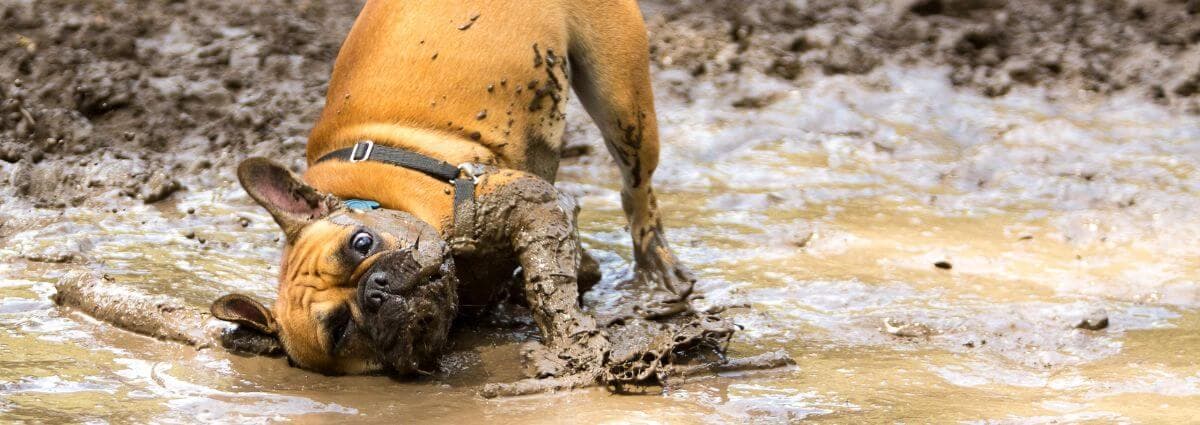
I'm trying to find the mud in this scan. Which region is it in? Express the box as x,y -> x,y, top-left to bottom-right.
2,0 -> 1200,423
1,0 -> 360,207
53,263 -> 759,397
356,241 -> 459,376
482,350 -> 794,398
647,0 -> 1200,111
52,223 -> 752,397
4,0 -> 1198,208
457,170 -> 605,378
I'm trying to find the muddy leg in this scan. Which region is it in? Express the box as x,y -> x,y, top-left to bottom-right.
477,173 -> 609,377
509,245 -> 598,304
568,0 -> 696,302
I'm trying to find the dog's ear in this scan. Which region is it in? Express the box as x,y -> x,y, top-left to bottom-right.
237,158 -> 339,239
211,294 -> 278,335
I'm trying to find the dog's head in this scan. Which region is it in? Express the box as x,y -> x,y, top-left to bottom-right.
212,158 -> 458,375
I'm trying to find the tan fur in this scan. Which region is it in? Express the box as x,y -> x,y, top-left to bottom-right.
305,0 -> 569,216
258,0 -> 693,372
273,221 -> 369,373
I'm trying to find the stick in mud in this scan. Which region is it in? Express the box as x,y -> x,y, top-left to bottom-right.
479,350 -> 795,399
53,270 -> 793,395
52,270 -> 281,356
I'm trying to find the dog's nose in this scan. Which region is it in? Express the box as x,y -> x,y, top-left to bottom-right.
370,272 -> 389,289
362,272 -> 390,313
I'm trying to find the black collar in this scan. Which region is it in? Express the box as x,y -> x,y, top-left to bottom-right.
315,141 -> 483,255
316,141 -> 461,183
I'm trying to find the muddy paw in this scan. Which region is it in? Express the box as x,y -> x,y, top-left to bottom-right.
520,341 -> 567,378
634,241 -> 697,303
519,331 -> 611,379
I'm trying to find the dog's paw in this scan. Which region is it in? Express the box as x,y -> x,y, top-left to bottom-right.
633,238 -> 697,306
519,341 -> 566,379
519,330 -> 611,379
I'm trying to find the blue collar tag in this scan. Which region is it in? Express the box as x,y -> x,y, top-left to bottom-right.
344,199 -> 381,211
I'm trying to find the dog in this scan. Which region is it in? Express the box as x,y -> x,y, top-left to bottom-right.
211,0 -> 696,376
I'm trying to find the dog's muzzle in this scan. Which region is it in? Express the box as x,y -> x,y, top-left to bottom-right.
356,247 -> 458,374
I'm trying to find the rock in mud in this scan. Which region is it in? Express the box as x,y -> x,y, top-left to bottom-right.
9,161 -> 87,207
883,317 -> 934,338
71,62 -> 136,117
8,161 -> 32,194
0,141 -> 23,163
1074,309 -> 1110,331
138,171 -> 182,204
20,238 -> 91,264
559,142 -> 593,159
894,0 -> 945,16
787,223 -> 816,248
731,93 -> 784,109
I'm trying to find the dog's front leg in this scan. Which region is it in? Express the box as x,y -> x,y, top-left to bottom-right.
473,172 -> 609,378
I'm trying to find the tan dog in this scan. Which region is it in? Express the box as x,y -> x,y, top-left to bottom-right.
211,0 -> 695,375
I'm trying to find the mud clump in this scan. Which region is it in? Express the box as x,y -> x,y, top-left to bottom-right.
135,171 -> 182,204
1074,309 -> 1110,331
646,0 -> 1200,112
600,313 -> 736,389
488,310 -> 778,398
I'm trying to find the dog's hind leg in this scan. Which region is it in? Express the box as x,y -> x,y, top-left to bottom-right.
566,0 -> 695,302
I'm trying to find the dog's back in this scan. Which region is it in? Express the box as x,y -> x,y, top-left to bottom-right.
307,0 -> 573,181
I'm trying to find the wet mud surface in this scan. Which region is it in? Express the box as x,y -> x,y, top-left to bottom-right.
648,0 -> 1200,110
3,0 -> 1200,423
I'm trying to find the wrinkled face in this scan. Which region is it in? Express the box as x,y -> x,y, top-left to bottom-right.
273,211 -> 458,374
212,158 -> 458,375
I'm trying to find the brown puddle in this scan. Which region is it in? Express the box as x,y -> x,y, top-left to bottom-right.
3,64 -> 1200,423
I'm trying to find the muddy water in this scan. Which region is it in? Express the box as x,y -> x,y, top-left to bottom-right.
3,65 -> 1200,423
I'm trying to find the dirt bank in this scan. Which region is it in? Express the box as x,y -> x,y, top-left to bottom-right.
1,0 -> 359,207
2,0 -> 1197,207
647,0 -> 1200,108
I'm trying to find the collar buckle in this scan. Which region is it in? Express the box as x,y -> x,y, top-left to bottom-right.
457,163 -> 485,183
349,141 -> 375,163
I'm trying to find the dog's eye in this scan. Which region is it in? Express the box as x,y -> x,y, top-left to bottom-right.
350,232 -> 374,255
